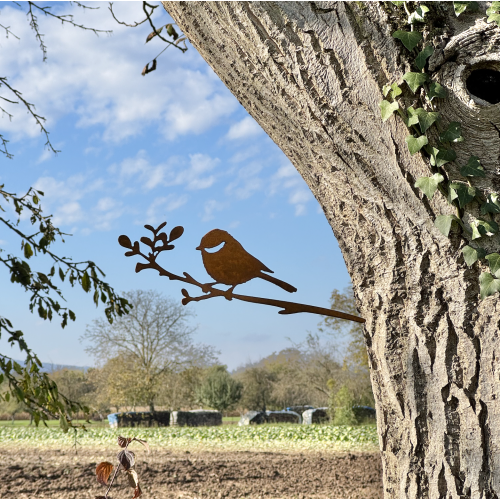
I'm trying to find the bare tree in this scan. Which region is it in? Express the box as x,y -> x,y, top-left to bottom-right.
81,289 -> 219,411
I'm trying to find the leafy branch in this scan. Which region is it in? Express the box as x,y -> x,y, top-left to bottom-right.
108,1 -> 188,77
96,435 -> 150,499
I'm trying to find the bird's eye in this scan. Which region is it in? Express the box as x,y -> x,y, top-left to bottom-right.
204,241 -> 225,253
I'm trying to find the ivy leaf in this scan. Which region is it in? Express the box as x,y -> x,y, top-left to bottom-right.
479,272 -> 500,299
426,146 -> 456,167
435,214 -> 461,237
480,193 -> 500,215
393,31 -> 422,52
486,2 -> 500,15
407,107 -> 419,126
462,245 -> 486,266
487,13 -> 500,25
380,100 -> 399,122
439,122 -> 463,143
459,156 -> 485,177
414,108 -> 440,133
389,83 -> 402,99
391,1 -> 405,6
382,84 -> 391,97
428,82 -> 447,100
454,1 -> 479,16
408,5 -> 430,24
415,45 -> 434,70
406,134 -> 428,155
475,218 -> 499,236
486,253 -> 500,278
403,72 -> 429,93
415,173 -> 444,199
449,183 -> 476,208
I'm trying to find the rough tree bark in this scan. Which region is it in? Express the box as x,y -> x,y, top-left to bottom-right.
162,2 -> 500,498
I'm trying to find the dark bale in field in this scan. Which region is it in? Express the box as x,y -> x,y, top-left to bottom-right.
107,411 -> 170,428
239,410 -> 301,425
171,410 -> 222,427
302,408 -> 330,425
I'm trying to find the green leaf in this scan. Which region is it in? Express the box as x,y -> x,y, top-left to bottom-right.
449,182 -> 476,208
58,267 -> 65,282
380,100 -> 399,122
32,195 -> 39,205
486,2 -> 500,15
479,272 -> 500,299
407,107 -> 419,126
475,218 -> 499,236
390,83 -> 402,99
487,13 -> 500,25
428,82 -> 447,100
480,193 -> 500,215
459,156 -> 485,177
435,214 -> 460,236
415,44 -> 434,70
413,108 -> 440,133
382,84 -> 391,97
81,271 -> 91,293
393,30 -> 422,52
24,242 -> 33,259
415,173 -> 444,199
406,134 -> 428,155
426,146 -> 456,167
462,245 -> 486,266
486,253 -> 500,277
454,1 -> 478,16
439,122 -> 463,143
69,310 -> 76,321
403,72 -> 429,93
408,5 -> 430,23
391,1 -> 405,6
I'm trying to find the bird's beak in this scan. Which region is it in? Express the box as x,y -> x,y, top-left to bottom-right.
196,245 -> 202,251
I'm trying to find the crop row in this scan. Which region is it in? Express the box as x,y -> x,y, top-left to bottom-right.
0,424 -> 379,451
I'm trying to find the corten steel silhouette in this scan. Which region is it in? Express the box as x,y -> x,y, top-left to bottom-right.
118,221 -> 365,324
196,229 -> 297,294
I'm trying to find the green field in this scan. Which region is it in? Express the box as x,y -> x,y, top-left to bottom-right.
0,423 -> 379,453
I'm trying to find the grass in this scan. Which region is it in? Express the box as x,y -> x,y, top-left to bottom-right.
0,423 -> 379,453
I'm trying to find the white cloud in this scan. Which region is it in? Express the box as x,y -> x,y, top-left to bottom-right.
202,200 -> 225,222
55,201 -> 84,226
0,2 -> 239,147
225,117 -> 263,141
146,195 -> 188,223
225,162 -> 263,200
118,151 -> 219,192
269,163 -> 313,216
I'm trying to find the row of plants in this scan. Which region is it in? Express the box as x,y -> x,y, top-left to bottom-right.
0,423 -> 378,450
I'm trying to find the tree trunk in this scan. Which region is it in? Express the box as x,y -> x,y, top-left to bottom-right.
162,2 -> 500,497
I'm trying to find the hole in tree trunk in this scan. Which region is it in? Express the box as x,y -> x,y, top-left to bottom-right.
466,69 -> 500,104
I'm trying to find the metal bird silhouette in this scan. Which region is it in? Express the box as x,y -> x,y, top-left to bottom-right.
196,229 -> 297,294
118,221 -> 365,323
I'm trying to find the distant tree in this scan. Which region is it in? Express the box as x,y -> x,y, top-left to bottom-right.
196,365 -> 242,413
49,368 -> 95,406
237,366 -> 277,412
329,384 -> 357,426
81,289 -> 219,411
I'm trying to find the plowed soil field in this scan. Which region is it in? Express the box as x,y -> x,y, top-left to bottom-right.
0,447 -> 383,499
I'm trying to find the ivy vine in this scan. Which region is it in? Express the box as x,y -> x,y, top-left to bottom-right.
380,1 -> 500,299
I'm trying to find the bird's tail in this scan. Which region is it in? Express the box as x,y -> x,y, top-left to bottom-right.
258,272 -> 297,293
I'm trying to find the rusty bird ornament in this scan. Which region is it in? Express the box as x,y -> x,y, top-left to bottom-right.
118,221 -> 365,323
196,229 -> 297,294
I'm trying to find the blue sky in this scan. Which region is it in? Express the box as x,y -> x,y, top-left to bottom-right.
0,2 -> 351,370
